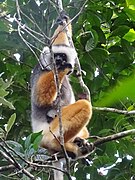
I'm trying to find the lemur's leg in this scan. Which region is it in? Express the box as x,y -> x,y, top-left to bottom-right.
41,100 -> 92,158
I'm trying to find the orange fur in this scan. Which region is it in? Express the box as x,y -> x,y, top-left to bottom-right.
52,23 -> 72,46
77,127 -> 89,139
41,100 -> 92,154
50,100 -> 91,141
36,69 -> 70,106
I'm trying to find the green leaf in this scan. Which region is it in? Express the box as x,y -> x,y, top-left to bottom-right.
123,28 -> 135,42
33,133 -> 43,150
1,78 -> 13,90
0,88 -> 9,97
0,128 -> 5,139
121,39 -> 135,59
31,131 -> 43,142
102,7 -> 113,22
85,38 -> 95,52
85,30 -> 98,52
24,131 -> 43,150
88,48 -> 108,66
24,134 -> 32,150
7,140 -> 24,153
0,20 -> 10,32
126,0 -> 135,9
111,25 -> 130,37
124,8 -> 135,21
95,75 -> 135,106
93,26 -> 106,44
87,12 -> 100,27
0,78 -> 13,97
127,105 -> 134,111
0,97 -> 15,109
5,113 -> 16,134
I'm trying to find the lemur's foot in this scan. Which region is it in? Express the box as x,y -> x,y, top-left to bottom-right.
73,137 -> 95,159
67,137 -> 95,159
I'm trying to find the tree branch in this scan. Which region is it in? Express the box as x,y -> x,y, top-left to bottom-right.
1,129 -> 134,178
56,0 -> 63,12
2,140 -> 29,165
0,165 -> 15,172
50,2 -> 72,179
60,1 -> 91,101
48,1 -> 90,178
93,129 -> 135,146
0,140 -> 70,179
93,106 -> 135,115
0,144 -> 35,180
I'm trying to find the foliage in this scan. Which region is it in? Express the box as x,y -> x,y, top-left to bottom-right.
0,0 -> 135,179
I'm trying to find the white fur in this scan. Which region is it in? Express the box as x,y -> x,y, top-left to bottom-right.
40,46 -> 51,70
32,118 -> 50,133
40,46 -> 77,70
32,118 -> 60,138
52,45 -> 77,67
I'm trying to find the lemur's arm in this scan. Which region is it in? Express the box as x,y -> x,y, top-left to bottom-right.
35,67 -> 71,107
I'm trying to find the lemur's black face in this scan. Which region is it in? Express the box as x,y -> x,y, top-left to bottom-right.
54,53 -> 72,74
54,53 -> 67,66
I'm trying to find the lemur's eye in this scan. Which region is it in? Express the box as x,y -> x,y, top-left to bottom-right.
63,15 -> 68,22
61,53 -> 67,61
56,14 -> 68,25
62,53 -> 66,58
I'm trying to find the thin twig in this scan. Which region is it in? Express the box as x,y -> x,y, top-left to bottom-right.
69,0 -> 90,101
20,9 -> 50,40
51,0 -> 90,177
15,0 -> 44,69
14,19 -> 43,69
93,106 -> 135,115
16,0 -> 21,20
14,14 -> 45,46
16,0 -> 50,40
50,0 -> 88,45
20,23 -> 46,45
49,127 -> 71,172
69,0 -> 88,24
29,160 -> 73,180
49,48 -> 64,143
29,162 -> 66,174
